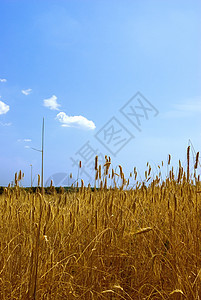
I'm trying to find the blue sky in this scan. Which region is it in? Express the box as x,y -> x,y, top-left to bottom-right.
0,0 -> 201,187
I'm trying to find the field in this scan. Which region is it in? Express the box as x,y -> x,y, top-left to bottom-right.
0,156 -> 201,299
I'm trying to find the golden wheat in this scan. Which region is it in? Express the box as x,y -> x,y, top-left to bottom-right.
0,152 -> 201,299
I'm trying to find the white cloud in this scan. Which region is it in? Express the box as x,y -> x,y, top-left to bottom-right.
25,145 -> 30,149
161,98 -> 201,119
17,139 -> 32,142
0,122 -> 12,126
174,101 -> 201,113
22,89 -> 32,95
161,110 -> 190,119
43,95 -> 61,110
56,112 -> 96,130
0,100 -> 9,115
0,79 -> 7,83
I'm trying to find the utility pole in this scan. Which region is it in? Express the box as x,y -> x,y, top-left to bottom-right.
41,117 -> 44,189
30,164 -> 33,187
31,117 -> 45,190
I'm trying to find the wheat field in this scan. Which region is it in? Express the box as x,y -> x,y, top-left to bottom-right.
0,154 -> 201,299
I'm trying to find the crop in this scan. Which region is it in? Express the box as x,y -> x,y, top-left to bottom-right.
0,151 -> 200,299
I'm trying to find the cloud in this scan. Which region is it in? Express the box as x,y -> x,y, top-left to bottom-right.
22,89 -> 32,95
174,101 -> 201,113
161,110 -> 190,119
56,112 -> 96,130
0,100 -> 9,115
0,122 -> 12,126
25,145 -> 30,149
0,79 -> 7,83
43,95 -> 61,110
161,98 -> 201,119
17,139 -> 32,142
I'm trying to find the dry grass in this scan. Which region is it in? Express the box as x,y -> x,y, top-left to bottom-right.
0,157 -> 201,299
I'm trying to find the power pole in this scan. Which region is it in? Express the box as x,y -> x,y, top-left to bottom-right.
31,117 -> 45,190
41,117 -> 44,190
30,164 -> 33,187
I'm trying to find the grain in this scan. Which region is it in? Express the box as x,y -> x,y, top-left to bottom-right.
1,148 -> 200,299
